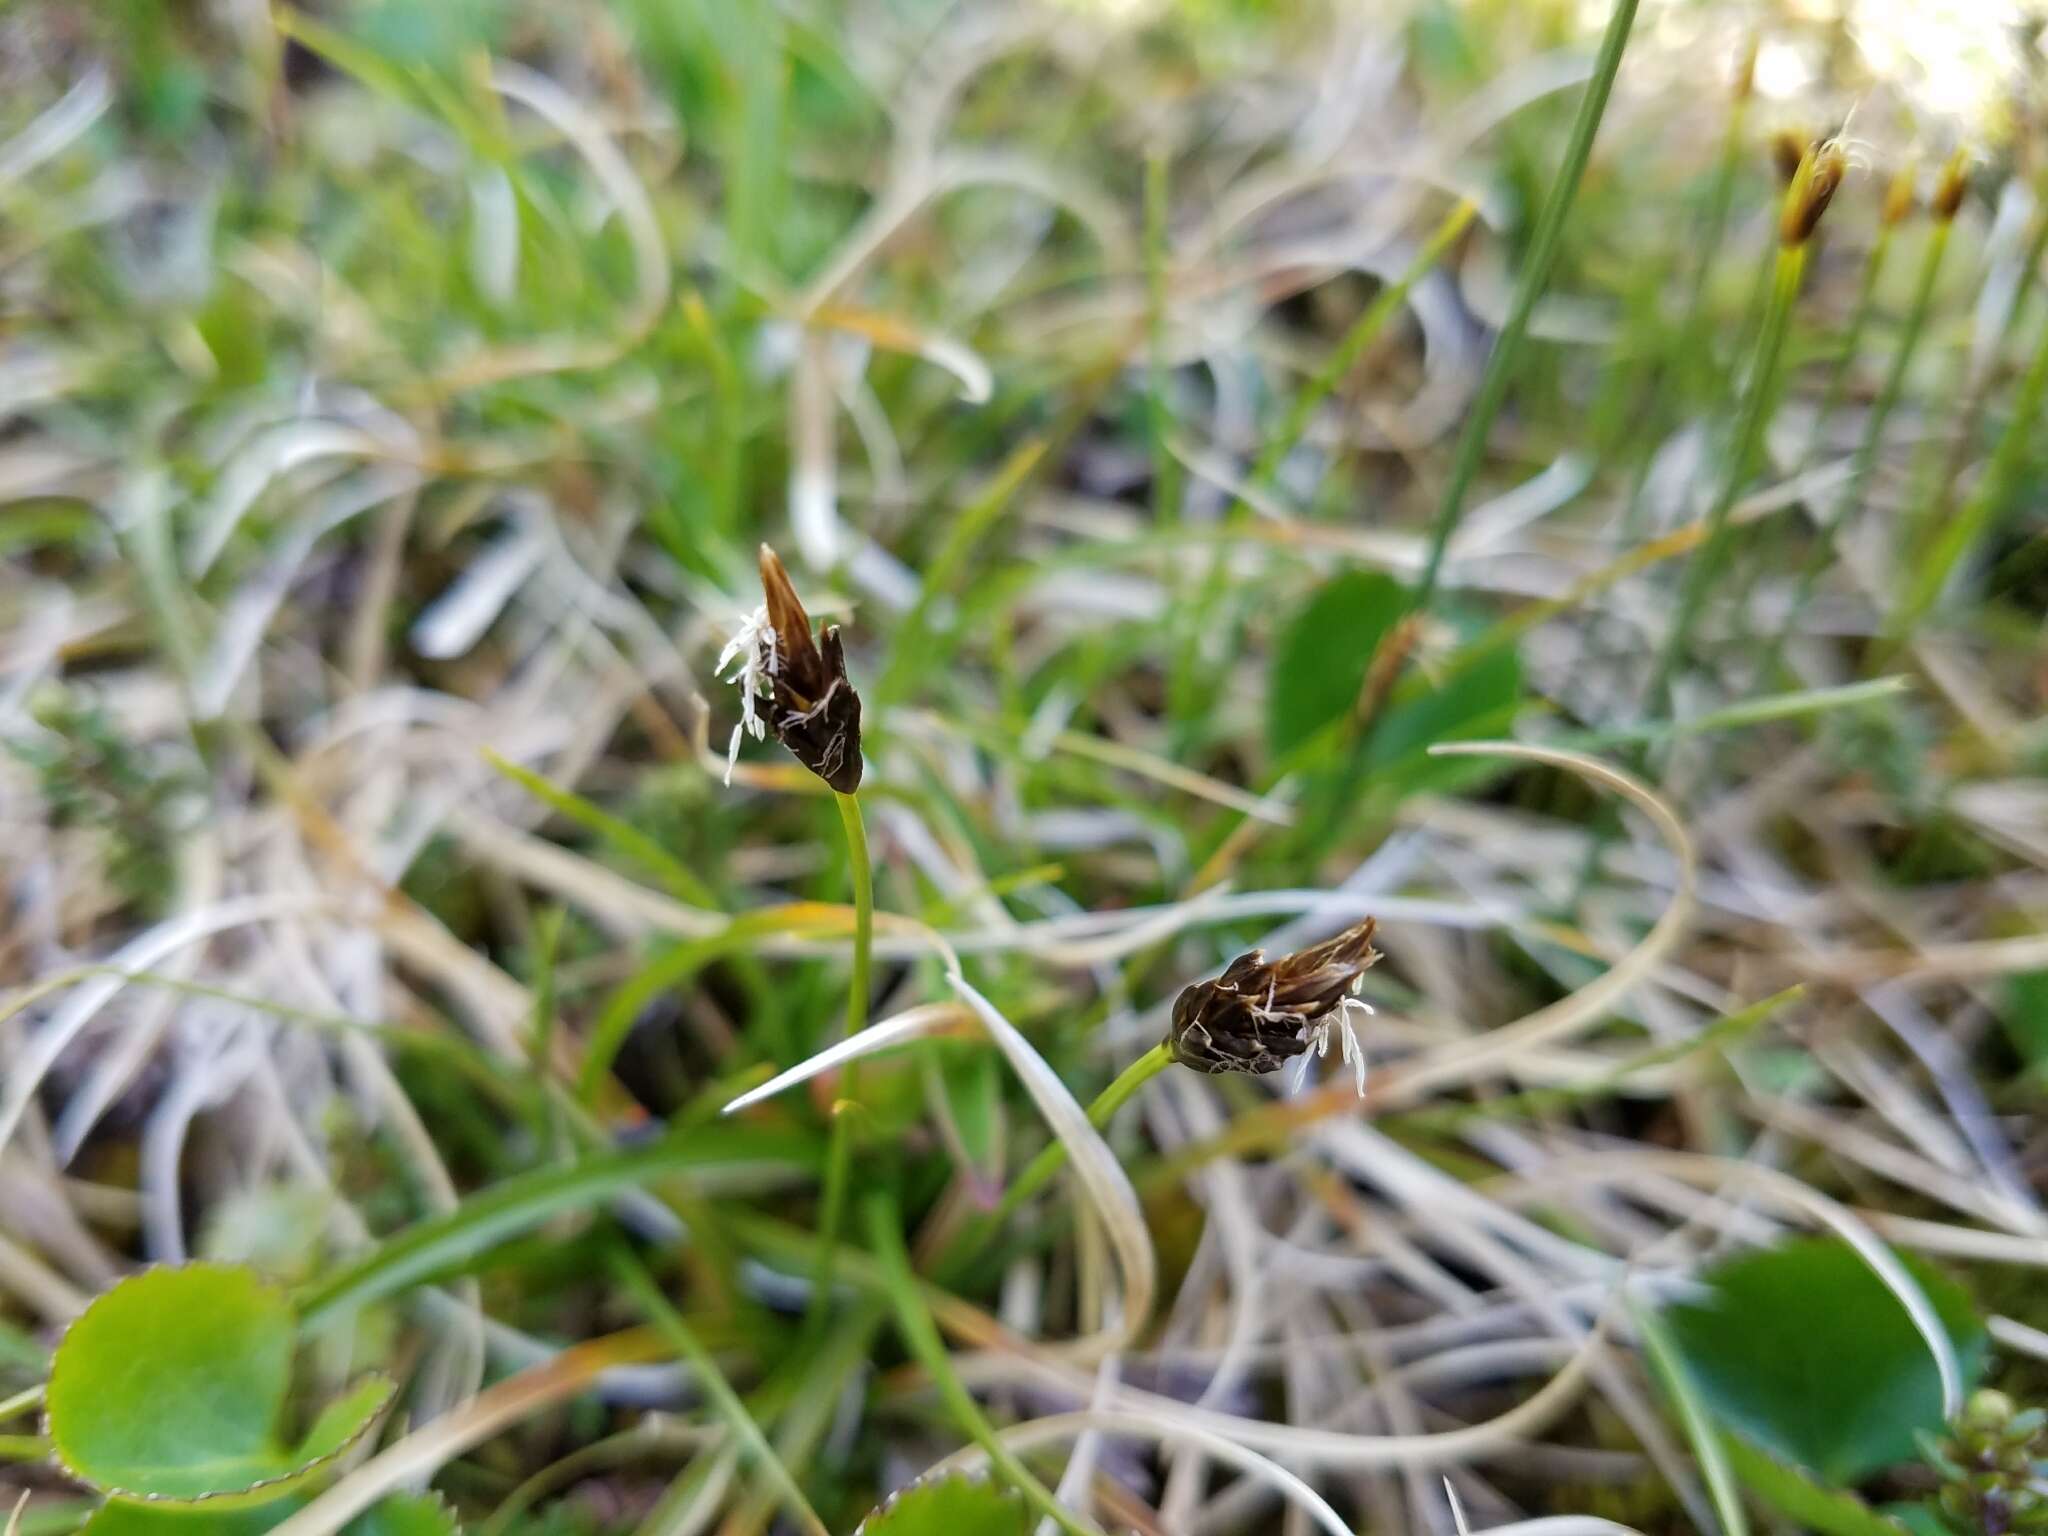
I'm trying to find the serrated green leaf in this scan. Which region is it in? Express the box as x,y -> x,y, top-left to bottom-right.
853,1476 -> 1033,1536
1721,1435 -> 1909,1536
1880,1503 -> 1952,1536
294,1376 -> 397,1469
48,1265 -> 393,1504
80,1494 -> 460,1536
1267,572 -> 1406,756
81,1499 -> 301,1535
50,1266 -> 293,1501
1663,1239 -> 1987,1484
343,1493 -> 463,1536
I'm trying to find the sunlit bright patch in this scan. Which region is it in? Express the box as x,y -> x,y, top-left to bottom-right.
1848,0 -> 2029,127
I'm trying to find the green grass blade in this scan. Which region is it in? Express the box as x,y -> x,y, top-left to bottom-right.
1413,0 -> 1642,609
483,748 -> 717,907
299,1125 -> 818,1326
610,1249 -> 829,1536
1635,1298 -> 1750,1536
864,1194 -> 1103,1536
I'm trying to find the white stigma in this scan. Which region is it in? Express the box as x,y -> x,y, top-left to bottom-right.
1294,995 -> 1374,1097
716,604 -> 779,785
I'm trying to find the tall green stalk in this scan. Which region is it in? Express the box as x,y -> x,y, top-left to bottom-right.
937,1040 -> 1172,1285
806,789 -> 873,1332
1145,147 -> 1181,528
866,1194 -> 1103,1536
610,1250 -> 829,1536
1764,217 -> 1951,670
1889,269 -> 2048,652
1166,196 -> 1477,745
1805,227 -> 1894,466
1647,241 -> 1807,710
1412,0 -> 1642,611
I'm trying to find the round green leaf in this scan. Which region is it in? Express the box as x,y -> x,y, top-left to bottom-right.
1662,1239 -> 1987,1484
853,1476 -> 1032,1536
50,1266 -> 294,1500
48,1265 -> 395,1503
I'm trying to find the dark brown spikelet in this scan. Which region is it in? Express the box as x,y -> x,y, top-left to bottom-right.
1166,917 -> 1379,1076
1780,140 -> 1847,246
1933,151 -> 1970,222
757,544 -> 864,792
1771,131 -> 1809,187
1882,158 -> 1918,227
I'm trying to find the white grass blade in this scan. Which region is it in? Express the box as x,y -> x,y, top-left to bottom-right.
0,893 -> 332,1161
1384,742 -> 1697,1106
1539,1148 -> 1964,1416
947,969 -> 1156,1356
925,1408 -> 1353,1536
721,1004 -> 973,1115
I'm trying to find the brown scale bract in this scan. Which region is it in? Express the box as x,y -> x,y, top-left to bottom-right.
1167,916 -> 1380,1076
756,544 -> 863,793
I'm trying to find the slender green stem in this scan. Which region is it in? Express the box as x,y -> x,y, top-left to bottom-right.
1889,263 -> 2048,652
936,1041 -> 1172,1284
610,1249 -> 829,1536
1647,242 -> 1806,710
1253,199 -> 1478,494
1167,196 -> 1476,746
0,1435 -> 50,1461
1634,1299 -> 1750,1536
807,789 -> 874,1332
0,1386 -> 43,1425
1144,147 -> 1181,528
834,790 -> 873,1043
1412,0 -> 1641,611
865,1194 -> 1104,1536
992,1041 -> 1170,1229
1763,221 -> 1950,670
1805,227 -> 1892,468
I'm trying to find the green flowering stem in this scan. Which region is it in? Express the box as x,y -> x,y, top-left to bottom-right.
806,789 -> 874,1333
1647,239 -> 1806,710
1764,217 -> 1951,672
1413,0 -> 1641,611
935,1041 -> 1172,1285
1888,271 -> 2048,655
994,1041 -> 1171,1228
610,1248 -> 830,1536
866,1194 -> 1104,1536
